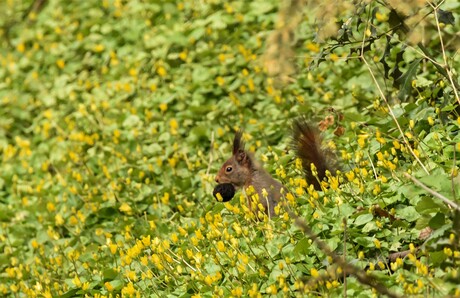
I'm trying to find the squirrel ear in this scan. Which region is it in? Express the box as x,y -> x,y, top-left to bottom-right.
233,131 -> 252,167
235,149 -> 246,163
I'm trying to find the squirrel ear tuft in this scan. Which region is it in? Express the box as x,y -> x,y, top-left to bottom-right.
233,130 -> 244,155
233,130 -> 252,167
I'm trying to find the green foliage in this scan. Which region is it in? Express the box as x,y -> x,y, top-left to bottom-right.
0,0 -> 459,297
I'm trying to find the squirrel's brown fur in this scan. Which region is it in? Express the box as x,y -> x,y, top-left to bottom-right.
215,118 -> 335,217
292,118 -> 335,190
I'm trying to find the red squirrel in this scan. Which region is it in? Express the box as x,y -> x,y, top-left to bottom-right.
215,118 -> 336,217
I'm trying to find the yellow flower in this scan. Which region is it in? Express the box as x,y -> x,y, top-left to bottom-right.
159,103 -> 168,112
30,239 -> 39,249
358,135 -> 366,148
216,76 -> 225,86
179,50 -> 187,61
161,192 -> 170,204
312,211 -> 320,219
47,202 -> 56,212
306,42 -> 320,52
125,270 -> 137,281
215,192 -> 223,202
109,243 -> 117,254
55,214 -> 64,226
170,119 -> 178,135
329,53 -> 339,61
122,282 -> 136,296
375,12 -> 388,22
373,238 -> 381,249
204,275 -> 213,286
129,68 -> 137,76
195,229 -> 204,240
119,203 -> 132,214
72,276 -> 82,287
248,283 -> 260,298
170,233 -> 178,244
105,281 -> 114,292
330,176 -> 339,190
373,183 -> 381,195
157,66 -> 167,77
56,59 -> 65,69
16,42 -> 25,53
93,44 -> 105,52
217,241 -> 226,252
266,284 -> 277,294
231,287 -> 243,297
310,268 -> 319,278
345,171 -> 355,182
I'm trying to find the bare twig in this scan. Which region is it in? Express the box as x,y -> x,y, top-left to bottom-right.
343,218 -> 347,298
286,207 -> 400,298
388,250 -> 411,262
366,151 -> 379,180
205,131 -> 215,176
428,2 -> 460,104
452,145 -> 457,201
403,172 -> 460,211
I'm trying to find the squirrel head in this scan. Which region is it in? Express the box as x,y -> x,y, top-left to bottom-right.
215,131 -> 253,188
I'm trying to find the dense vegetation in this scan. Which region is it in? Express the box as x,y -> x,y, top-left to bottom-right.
0,0 -> 459,297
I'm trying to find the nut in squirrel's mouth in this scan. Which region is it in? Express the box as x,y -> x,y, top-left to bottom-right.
213,183 -> 236,202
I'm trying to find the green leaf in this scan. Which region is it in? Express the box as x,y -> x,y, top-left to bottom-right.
396,58 -> 422,100
0,205 -> 13,222
122,114 -> 141,128
249,1 -> 275,15
396,206 -> 420,222
293,238 -> 311,256
354,237 -> 374,248
429,212 -> 445,229
362,221 -> 378,233
354,214 -> 374,226
416,196 -> 443,214
108,279 -> 124,291
430,250 -> 448,266
192,66 -> 211,83
58,289 -> 79,298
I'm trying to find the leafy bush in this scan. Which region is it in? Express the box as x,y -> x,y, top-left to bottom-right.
0,0 -> 459,297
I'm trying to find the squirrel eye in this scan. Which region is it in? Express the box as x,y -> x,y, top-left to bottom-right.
225,166 -> 233,173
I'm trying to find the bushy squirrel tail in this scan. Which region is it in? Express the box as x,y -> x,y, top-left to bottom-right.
292,118 -> 335,190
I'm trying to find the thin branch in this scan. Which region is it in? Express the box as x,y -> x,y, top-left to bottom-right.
428,1 -> 460,103
403,173 -> 460,211
286,207 -> 400,298
388,250 -> 411,263
205,131 -> 215,176
452,145 -> 457,201
343,218 -> 347,298
417,43 -> 460,97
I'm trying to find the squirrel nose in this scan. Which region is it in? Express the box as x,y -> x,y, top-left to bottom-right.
215,176 -> 220,183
